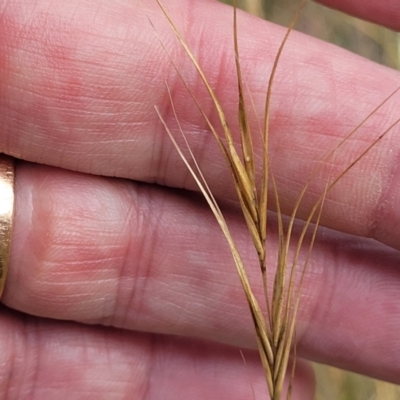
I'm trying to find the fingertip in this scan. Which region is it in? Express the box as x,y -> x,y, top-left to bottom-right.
293,359 -> 316,400
318,0 -> 400,31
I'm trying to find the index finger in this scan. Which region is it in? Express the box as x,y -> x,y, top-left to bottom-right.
0,0 -> 399,248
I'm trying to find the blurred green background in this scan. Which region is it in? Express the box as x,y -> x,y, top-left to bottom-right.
220,0 -> 399,68
218,1 -> 400,399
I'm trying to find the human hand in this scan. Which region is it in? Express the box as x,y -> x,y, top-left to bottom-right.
0,1 -> 399,399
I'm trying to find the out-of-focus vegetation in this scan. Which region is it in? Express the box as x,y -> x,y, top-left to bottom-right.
220,0 -> 400,69
218,1 -> 400,399
314,363 -> 400,400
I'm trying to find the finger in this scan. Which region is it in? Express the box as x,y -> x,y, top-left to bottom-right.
317,0 -> 400,31
0,308 -> 315,400
1,0 -> 400,249
4,163 -> 400,383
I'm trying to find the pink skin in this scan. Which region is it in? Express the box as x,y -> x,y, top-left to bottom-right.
0,0 -> 399,398
318,0 -> 400,31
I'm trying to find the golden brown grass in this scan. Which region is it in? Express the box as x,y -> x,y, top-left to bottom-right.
227,2 -> 400,399
153,0 -> 400,398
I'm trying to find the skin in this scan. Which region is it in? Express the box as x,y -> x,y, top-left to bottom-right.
0,0 -> 399,398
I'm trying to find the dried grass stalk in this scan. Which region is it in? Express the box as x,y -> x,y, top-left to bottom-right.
153,0 -> 400,398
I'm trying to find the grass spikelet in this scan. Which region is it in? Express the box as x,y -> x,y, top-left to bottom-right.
153,0 -> 400,398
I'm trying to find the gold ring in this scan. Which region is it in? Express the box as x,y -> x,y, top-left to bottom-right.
0,155 -> 15,300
